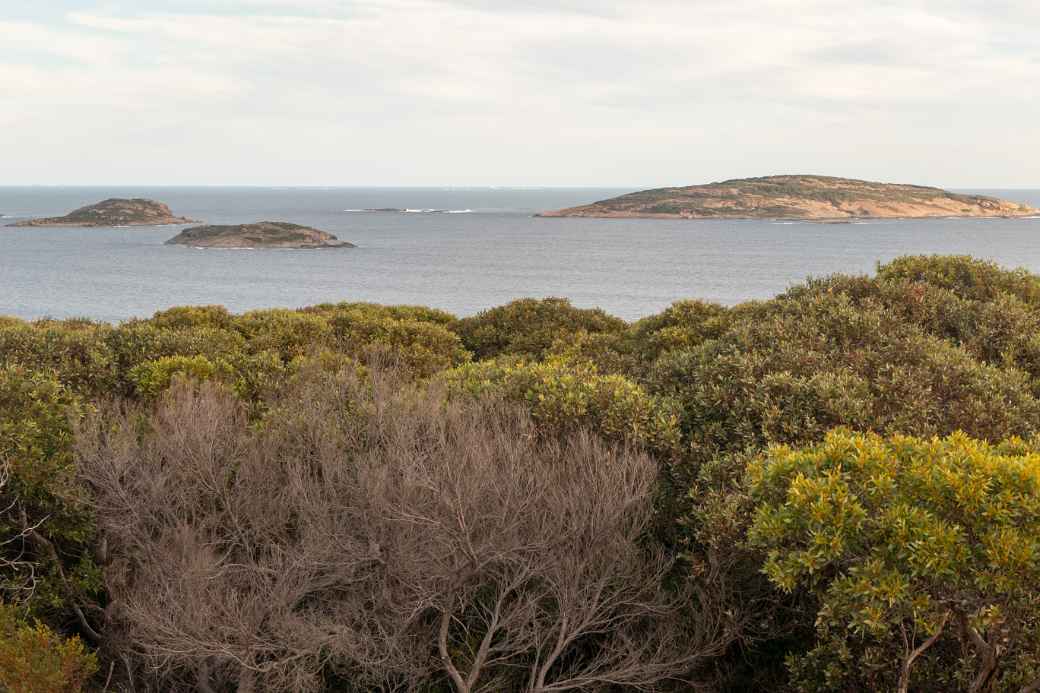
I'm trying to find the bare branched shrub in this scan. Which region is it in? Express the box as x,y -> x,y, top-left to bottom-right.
77,370 -> 730,691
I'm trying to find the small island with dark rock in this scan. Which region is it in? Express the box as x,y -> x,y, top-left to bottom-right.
537,175 -> 1039,220
165,221 -> 356,249
8,198 -> 197,227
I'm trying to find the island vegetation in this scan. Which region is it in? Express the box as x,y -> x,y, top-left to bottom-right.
3,255 -> 1040,691
165,221 -> 355,249
7,199 -> 196,227
538,175 -> 1039,219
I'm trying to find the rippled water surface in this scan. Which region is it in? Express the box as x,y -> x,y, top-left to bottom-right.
2,186 -> 1038,321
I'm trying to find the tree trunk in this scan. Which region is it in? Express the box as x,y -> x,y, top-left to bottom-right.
897,613 -> 949,693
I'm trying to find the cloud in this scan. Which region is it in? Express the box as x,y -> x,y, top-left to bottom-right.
0,0 -> 1036,186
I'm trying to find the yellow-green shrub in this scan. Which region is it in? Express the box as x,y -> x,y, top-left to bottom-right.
329,309 -> 470,377
128,355 -> 219,399
148,304 -> 234,331
0,323 -> 116,396
443,355 -> 680,456
232,309 -> 333,360
0,603 -> 97,693
747,430 -> 1040,692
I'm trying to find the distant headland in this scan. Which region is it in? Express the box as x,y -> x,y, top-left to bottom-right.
7,198 -> 196,227
165,221 -> 356,249
537,175 -> 1039,220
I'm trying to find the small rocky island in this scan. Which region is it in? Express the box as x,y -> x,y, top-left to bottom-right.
165,221 -> 356,249
8,198 -> 196,227
538,175 -> 1039,220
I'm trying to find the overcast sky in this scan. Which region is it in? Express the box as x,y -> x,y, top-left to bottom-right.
1,1 -> 1037,187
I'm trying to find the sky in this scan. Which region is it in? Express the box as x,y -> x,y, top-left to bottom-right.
1,0 -> 1037,187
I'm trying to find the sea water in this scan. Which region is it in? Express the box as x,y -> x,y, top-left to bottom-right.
1,186 -> 1038,322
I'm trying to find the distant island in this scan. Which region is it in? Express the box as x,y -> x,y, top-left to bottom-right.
8,198 -> 196,227
165,221 -> 356,249
537,175 -> 1039,220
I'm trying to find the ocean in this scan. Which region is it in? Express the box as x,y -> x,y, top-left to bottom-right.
2,186 -> 1039,322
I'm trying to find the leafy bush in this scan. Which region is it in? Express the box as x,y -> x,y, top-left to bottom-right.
148,304 -> 234,331
0,367 -> 100,628
443,355 -> 680,456
232,309 -> 334,361
747,430 -> 1040,692
128,354 -> 219,399
877,255 -> 1040,306
453,297 -> 627,360
0,323 -> 116,396
328,307 -> 470,377
0,603 -> 98,693
628,299 -> 733,366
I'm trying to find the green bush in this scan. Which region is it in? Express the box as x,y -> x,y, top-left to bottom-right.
877,254 -> 1040,306
328,308 -> 470,377
629,299 -> 733,366
443,355 -> 680,456
0,323 -> 116,396
0,367 -> 100,625
453,297 -> 627,360
747,430 -> 1040,692
148,304 -> 234,331
232,309 -> 334,360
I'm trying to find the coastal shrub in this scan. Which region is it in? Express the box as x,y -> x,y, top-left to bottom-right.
650,292 -> 1040,467
0,603 -> 98,693
628,299 -> 733,366
303,301 -> 458,327
0,323 -> 116,396
103,322 -> 243,391
546,328 -> 640,376
328,308 -> 470,377
76,376 -> 725,692
453,297 -> 627,360
232,309 -> 333,360
148,304 -> 234,331
877,254 -> 1040,306
128,354 -> 219,399
0,367 -> 100,628
443,355 -> 681,457
747,430 -> 1040,692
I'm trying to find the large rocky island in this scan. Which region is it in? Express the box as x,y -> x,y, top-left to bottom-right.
8,198 -> 196,227
538,175 -> 1039,220
165,221 -> 356,249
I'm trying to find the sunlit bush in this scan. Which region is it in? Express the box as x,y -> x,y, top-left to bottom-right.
747,430 -> 1040,692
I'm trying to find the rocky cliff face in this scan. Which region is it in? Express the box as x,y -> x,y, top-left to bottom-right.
9,198 -> 196,227
538,175 -> 1039,220
165,221 -> 356,249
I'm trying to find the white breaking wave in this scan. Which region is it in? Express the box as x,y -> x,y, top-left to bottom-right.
446,209 -> 473,214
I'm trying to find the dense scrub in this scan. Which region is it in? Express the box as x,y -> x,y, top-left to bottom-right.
3,255 -> 1040,691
